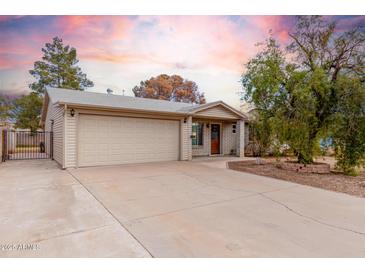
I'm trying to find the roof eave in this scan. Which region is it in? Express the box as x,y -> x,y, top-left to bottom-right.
55,101 -> 190,117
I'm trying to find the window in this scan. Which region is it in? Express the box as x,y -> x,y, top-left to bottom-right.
192,122 -> 203,146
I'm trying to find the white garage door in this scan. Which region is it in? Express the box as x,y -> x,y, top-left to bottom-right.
78,115 -> 180,167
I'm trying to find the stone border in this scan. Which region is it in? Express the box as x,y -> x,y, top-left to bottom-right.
278,161 -> 330,174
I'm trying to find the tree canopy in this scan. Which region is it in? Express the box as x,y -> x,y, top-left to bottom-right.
0,95 -> 12,124
133,74 -> 206,104
242,16 -> 365,174
10,92 -> 43,132
29,36 -> 94,94
9,36 -> 94,131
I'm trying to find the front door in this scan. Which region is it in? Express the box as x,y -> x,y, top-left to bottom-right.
210,124 -> 220,154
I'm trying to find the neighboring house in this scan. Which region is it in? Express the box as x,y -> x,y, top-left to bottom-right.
40,88 -> 247,168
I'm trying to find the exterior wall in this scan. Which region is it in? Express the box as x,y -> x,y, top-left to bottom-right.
44,101 -> 64,167
192,120 -> 239,156
223,122 -> 237,155
244,122 -> 250,146
195,105 -> 240,120
64,109 -> 77,168
192,121 -> 210,156
180,116 -> 192,160
236,120 -> 245,157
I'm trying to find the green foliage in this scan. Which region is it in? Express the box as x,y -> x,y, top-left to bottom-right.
248,110 -> 274,157
29,37 -> 93,94
11,93 -> 43,132
0,95 -> 12,123
331,77 -> 365,175
241,16 -> 365,172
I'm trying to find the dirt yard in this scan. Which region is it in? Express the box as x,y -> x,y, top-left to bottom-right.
228,158 -> 365,198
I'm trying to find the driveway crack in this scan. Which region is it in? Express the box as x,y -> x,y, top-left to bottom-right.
259,192 -> 365,236
33,224 -> 110,244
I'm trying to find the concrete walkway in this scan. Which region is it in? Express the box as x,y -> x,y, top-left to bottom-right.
1,158 -> 365,257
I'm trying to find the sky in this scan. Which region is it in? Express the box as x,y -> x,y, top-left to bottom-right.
0,15 -> 364,108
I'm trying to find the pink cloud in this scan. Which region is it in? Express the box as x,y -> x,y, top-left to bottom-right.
248,16 -> 291,44
0,15 -> 360,75
130,16 -> 255,72
0,16 -> 283,72
55,16 -> 135,44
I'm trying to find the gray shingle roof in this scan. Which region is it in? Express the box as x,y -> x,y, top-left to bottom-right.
45,87 -> 246,119
46,87 -> 197,114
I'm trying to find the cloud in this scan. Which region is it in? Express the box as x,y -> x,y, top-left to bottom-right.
126,16 -> 256,72
55,16 -> 135,42
0,15 -> 363,104
247,16 -> 293,44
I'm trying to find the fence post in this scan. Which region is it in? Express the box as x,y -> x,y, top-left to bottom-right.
2,130 -> 7,162
50,131 -> 54,160
0,128 -> 2,162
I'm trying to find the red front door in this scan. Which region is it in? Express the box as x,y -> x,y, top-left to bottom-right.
211,124 -> 220,154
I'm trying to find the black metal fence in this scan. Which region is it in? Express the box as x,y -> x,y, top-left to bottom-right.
2,130 -> 53,161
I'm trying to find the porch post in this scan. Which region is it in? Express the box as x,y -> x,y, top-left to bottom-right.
236,120 -> 245,157
180,115 -> 192,161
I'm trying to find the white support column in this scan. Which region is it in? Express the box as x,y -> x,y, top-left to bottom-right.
236,120 -> 245,157
180,116 -> 192,161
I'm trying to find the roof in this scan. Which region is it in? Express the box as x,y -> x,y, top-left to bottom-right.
42,87 -> 247,120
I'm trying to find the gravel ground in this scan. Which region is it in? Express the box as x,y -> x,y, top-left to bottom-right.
228,159 -> 365,198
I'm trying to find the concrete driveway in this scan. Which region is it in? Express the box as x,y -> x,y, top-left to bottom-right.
1,158 -> 365,257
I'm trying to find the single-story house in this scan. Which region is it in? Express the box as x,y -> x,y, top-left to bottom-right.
41,88 -> 248,168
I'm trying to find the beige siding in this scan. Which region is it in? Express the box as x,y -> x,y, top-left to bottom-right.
44,101 -> 64,166
236,120 -> 245,157
192,121 -> 210,156
180,116 -> 192,160
223,122 -> 237,155
64,109 -> 77,168
195,105 -> 240,120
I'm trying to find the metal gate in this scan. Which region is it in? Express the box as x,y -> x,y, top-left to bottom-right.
2,130 -> 53,161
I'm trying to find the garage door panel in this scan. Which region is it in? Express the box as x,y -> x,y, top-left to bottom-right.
78,115 -> 180,166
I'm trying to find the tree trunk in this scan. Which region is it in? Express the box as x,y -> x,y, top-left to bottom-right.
297,153 -> 314,164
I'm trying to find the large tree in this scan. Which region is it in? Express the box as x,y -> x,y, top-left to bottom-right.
242,16 -> 365,173
29,37 -> 94,94
11,92 -> 43,132
133,74 -> 206,104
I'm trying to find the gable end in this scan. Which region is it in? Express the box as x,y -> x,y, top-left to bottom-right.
194,105 -> 241,120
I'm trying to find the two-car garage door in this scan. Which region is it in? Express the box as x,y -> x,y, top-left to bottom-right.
78,115 -> 180,167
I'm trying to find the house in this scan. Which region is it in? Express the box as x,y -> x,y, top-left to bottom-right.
41,88 -> 248,168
